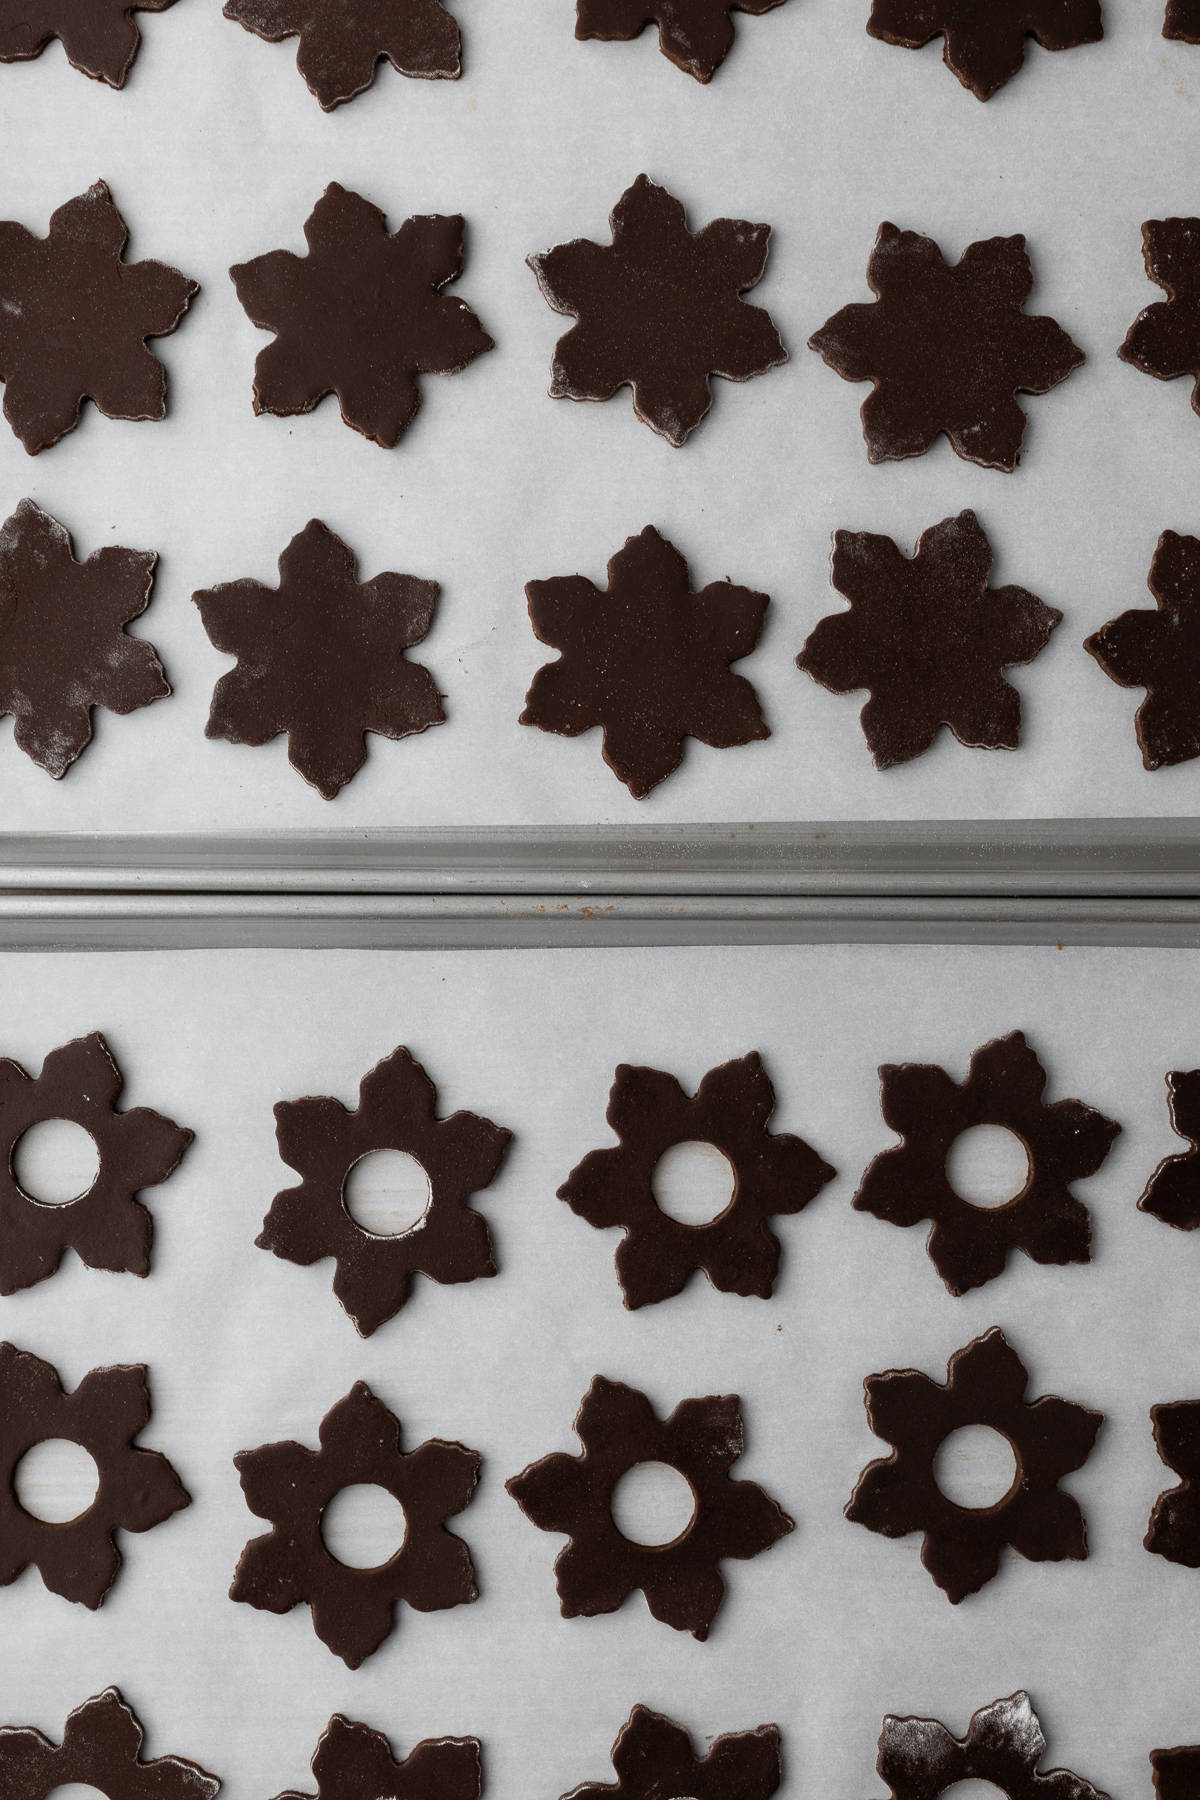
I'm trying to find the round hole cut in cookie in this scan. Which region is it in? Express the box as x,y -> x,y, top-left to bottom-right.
223,0 -> 461,111
1137,1072 -> 1200,1229
0,180 -> 197,456
0,1342 -> 190,1609
845,1326 -> 1103,1603
796,512 -> 1062,768
193,521 -> 446,800
506,1375 -> 793,1639
1167,3 -> 1200,40
852,1030 -> 1120,1296
528,175 -> 786,448
0,1 -> 181,88
808,223 -> 1084,472
230,1379 -> 481,1668
267,1715 -> 480,1800
0,1687 -> 220,1800
573,0 -> 787,82
558,1052 -> 835,1307
865,2 -> 1102,102
229,183 -> 493,450
0,1031 -> 193,1294
521,527 -> 771,798
1145,1399 -> 1200,1566
257,1045 -> 512,1335
1084,531 -> 1200,769
562,1706 -> 782,1800
868,1690 -> 1110,1800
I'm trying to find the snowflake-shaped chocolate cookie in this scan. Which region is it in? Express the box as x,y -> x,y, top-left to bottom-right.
866,2 -> 1102,101
809,223 -> 1084,471
1146,1399 -> 1200,1565
797,512 -> 1062,767
231,1379 -> 480,1667
0,180 -> 197,454
270,1716 -> 480,1800
1166,3 -> 1200,43
0,0 -> 180,86
194,521 -> 445,800
230,183 -> 492,448
1119,220 -> 1200,421
529,175 -> 786,446
0,1342 -> 190,1608
1137,1072 -> 1200,1230
574,0 -> 787,81
0,1030 -> 192,1294
1085,531 -> 1200,768
0,1688 -> 219,1800
257,1044 -> 512,1334
1152,1746 -> 1200,1800
846,1327 -> 1103,1602
507,1375 -> 793,1639
853,1031 -> 1120,1294
564,1706 -> 782,1800
870,1690 -> 1109,1800
559,1052 -> 835,1307
521,526 -> 770,797
224,0 -> 461,109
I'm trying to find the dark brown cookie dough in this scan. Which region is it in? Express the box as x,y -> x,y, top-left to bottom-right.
0,0 -> 179,86
797,512 -> 1062,767
230,183 -> 492,448
809,223 -> 1084,471
223,0 -> 461,109
1146,1400 -> 1200,1565
559,1052 -> 834,1306
0,1689 -> 219,1800
846,1327 -> 1103,1602
231,1379 -> 480,1667
521,526 -> 769,797
506,1374 -> 793,1639
574,0 -> 787,81
0,181 -> 196,454
1138,1072 -> 1200,1229
0,1342 -> 190,1608
271,1718 -> 479,1800
1152,1747 -> 1200,1800
1085,531 -> 1200,769
871,1691 -> 1110,1800
529,175 -> 785,447
564,1707 -> 781,1800
194,520 -> 445,799
1120,220 -> 1200,417
1166,2 -> 1200,41
866,1 -> 1102,100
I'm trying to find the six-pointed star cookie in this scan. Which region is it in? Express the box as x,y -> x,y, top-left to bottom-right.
0,181 -> 197,454
230,183 -> 493,448
870,1691 -> 1109,1800
1138,1071 -> 1200,1230
529,175 -> 786,446
0,0 -> 180,86
574,0 -> 787,81
269,1716 -> 481,1800
1085,530 -> 1200,768
866,1 -> 1103,101
1120,219 -> 1200,419
797,512 -> 1062,766
521,525 -> 770,796
223,0 -> 461,110
0,1689 -> 219,1800
564,1706 -> 782,1800
1166,1 -> 1200,40
809,223 -> 1084,470
194,519 -> 445,799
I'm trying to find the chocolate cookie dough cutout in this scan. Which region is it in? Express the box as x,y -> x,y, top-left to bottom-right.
0,1030 -> 192,1294
565,1706 -> 781,1800
0,1688 -> 220,1800
1120,220 -> 1200,420
1085,531 -> 1200,769
230,183 -> 492,448
866,1 -> 1102,101
0,1342 -> 190,1608
871,1691 -> 1110,1800
809,223 -> 1084,471
1146,1400 -> 1200,1565
574,0 -> 787,82
797,512 -> 1062,767
559,1052 -> 834,1307
846,1326 -> 1102,1602
231,1379 -> 480,1667
506,1375 -> 793,1639
1152,1747 -> 1200,1800
270,1716 -> 480,1800
0,0 -> 180,87
529,175 -> 785,446
223,0 -> 460,110
1166,2 -> 1200,41
258,1044 -> 512,1334
0,500 -> 171,779
0,180 -> 197,454
521,526 -> 770,797
853,1030 -> 1120,1294
1138,1073 -> 1200,1229
194,521 -> 446,800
